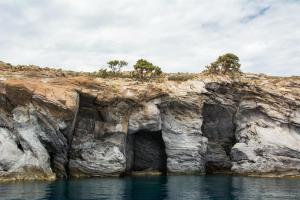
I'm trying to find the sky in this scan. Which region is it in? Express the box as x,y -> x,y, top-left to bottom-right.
0,0 -> 299,75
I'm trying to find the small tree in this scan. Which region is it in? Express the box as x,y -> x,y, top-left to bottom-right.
107,60 -> 128,73
206,53 -> 241,75
133,59 -> 162,79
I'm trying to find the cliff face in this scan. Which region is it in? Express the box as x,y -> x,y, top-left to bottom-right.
0,71 -> 299,181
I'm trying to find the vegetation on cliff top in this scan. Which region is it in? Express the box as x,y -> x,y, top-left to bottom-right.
89,53 -> 241,81
0,53 -> 242,81
107,60 -> 128,73
132,59 -> 162,80
204,53 -> 241,77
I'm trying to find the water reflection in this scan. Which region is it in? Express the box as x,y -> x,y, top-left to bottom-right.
0,181 -> 49,200
231,176 -> 300,200
46,178 -> 126,200
124,176 -> 167,200
1,175 -> 300,200
167,175 -> 237,199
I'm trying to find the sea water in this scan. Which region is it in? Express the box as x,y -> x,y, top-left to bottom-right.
1,175 -> 300,200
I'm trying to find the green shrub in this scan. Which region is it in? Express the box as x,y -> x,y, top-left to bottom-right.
89,59 -> 129,78
107,60 -> 128,74
205,53 -> 241,75
133,59 -> 162,80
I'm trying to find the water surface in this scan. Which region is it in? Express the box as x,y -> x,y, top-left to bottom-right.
1,175 -> 300,200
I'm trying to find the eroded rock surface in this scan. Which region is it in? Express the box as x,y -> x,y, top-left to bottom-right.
0,70 -> 299,181
161,100 -> 207,174
231,100 -> 300,176
68,94 -> 128,177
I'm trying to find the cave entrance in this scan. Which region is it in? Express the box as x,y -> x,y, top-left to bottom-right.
126,130 -> 167,175
201,103 -> 236,173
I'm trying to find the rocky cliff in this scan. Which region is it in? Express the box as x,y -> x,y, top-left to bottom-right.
0,66 -> 299,181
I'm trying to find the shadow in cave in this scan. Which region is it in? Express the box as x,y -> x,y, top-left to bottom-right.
201,103 -> 236,174
126,130 -> 167,175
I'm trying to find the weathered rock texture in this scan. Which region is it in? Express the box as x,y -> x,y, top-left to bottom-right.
0,67 -> 300,181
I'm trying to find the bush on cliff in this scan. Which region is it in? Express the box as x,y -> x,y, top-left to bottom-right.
205,53 -> 241,76
90,59 -> 129,78
107,60 -> 128,74
133,59 -> 162,80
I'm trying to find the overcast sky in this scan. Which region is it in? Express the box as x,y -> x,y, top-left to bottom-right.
0,0 -> 299,75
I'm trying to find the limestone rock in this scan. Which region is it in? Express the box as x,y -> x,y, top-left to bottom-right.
68,96 -> 129,177
128,101 -> 161,134
0,70 -> 299,180
161,101 -> 207,174
231,103 -> 300,176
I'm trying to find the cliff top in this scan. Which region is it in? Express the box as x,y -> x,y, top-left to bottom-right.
0,60 -> 299,113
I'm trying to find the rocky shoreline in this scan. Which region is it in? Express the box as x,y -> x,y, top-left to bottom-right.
0,70 -> 300,181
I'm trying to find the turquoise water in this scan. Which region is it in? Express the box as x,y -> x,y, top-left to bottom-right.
1,175 -> 300,200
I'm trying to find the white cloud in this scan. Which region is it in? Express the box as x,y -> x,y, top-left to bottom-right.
0,0 -> 299,75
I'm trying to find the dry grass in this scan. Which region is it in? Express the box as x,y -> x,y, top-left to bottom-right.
167,73 -> 196,82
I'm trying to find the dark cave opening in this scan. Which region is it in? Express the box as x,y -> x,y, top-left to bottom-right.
66,93 -> 100,177
126,130 -> 167,175
201,103 -> 236,174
